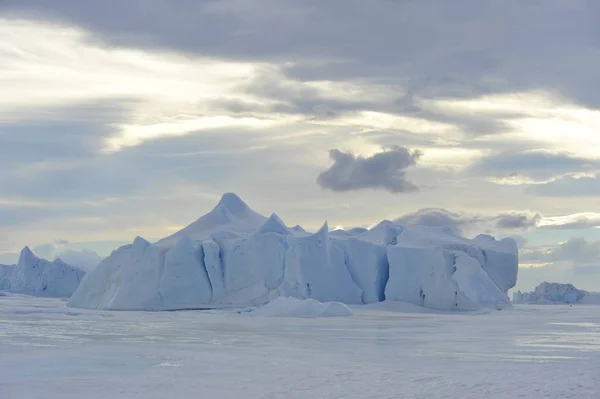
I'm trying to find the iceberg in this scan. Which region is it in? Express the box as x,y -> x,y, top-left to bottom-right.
67,193 -> 518,311
513,282 -> 600,305
0,247 -> 85,298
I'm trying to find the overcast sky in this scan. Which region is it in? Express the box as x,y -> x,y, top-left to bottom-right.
1,0 -> 599,291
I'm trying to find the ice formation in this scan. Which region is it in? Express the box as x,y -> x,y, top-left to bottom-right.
513,282 -> 600,305
252,297 -> 354,317
67,193 -> 518,311
0,247 -> 85,297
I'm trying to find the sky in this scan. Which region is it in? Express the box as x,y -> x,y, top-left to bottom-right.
0,0 -> 599,291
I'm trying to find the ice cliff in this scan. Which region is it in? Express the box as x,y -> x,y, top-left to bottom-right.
513,282 -> 600,305
67,193 -> 518,311
0,247 -> 85,297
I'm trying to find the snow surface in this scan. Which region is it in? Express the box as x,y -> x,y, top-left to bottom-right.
0,247 -> 85,298
68,193 -> 518,311
252,296 -> 354,317
513,282 -> 600,305
2,294 -> 600,399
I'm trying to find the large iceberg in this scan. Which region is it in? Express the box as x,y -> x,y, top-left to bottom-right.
0,247 -> 85,297
513,282 -> 600,305
68,193 -> 518,311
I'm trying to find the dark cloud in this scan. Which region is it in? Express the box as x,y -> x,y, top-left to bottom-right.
317,146 -> 422,193
493,212 -> 541,230
3,0 -> 597,108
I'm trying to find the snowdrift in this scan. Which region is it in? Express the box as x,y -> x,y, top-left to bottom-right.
68,193 -> 518,311
252,297 -> 354,317
513,282 -> 600,305
0,247 -> 85,298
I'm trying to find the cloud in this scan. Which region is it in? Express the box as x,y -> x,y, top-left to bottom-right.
56,249 -> 103,271
508,235 -> 528,249
393,208 -> 482,234
32,241 -> 102,270
530,174 -> 600,197
520,237 -> 600,267
4,0 -> 599,109
493,212 -> 541,230
551,237 -> 600,264
514,237 -> 600,292
471,151 -> 600,182
394,208 -> 543,234
538,213 -> 600,230
317,146 -> 422,193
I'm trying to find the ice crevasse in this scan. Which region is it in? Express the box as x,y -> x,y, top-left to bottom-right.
67,193 -> 518,311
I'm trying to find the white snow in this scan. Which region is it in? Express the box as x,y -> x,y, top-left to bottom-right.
513,282 -> 600,305
252,296 -> 354,317
67,193 -> 518,312
2,294 -> 600,399
0,247 -> 85,298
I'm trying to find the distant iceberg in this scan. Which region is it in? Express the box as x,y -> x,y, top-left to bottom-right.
0,247 -> 85,298
66,193 -> 518,312
513,282 -> 600,305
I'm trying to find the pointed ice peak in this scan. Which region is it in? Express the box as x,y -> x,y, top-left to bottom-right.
19,246 -> 38,266
296,221 -> 329,247
314,221 -> 329,238
292,225 -> 306,233
258,213 -> 291,235
132,236 -> 151,257
216,193 -> 251,218
133,236 -> 150,247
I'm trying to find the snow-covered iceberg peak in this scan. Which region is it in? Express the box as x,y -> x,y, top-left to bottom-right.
216,192 -> 253,218
156,193 -> 267,246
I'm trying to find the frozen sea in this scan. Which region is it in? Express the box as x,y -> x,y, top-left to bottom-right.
1,294 -> 599,399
